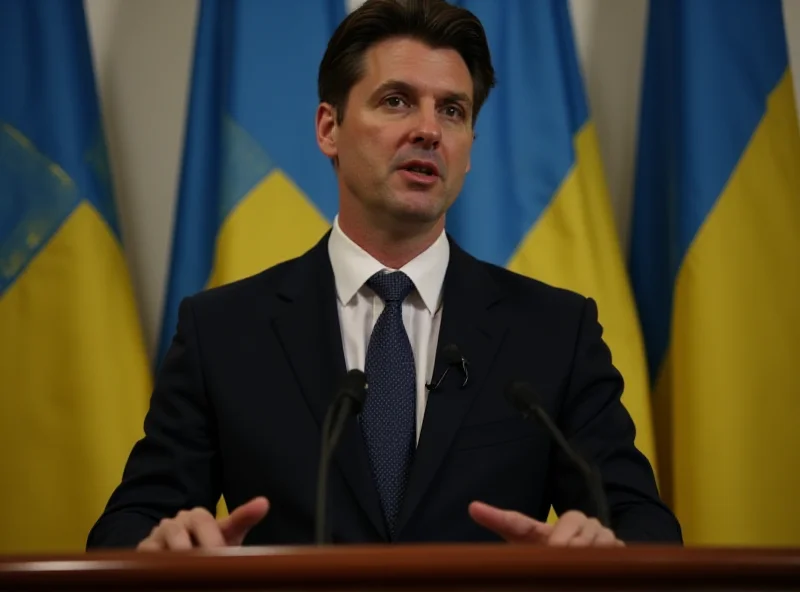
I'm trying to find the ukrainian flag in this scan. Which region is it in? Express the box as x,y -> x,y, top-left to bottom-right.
448,0 -> 657,467
0,1 -> 151,552
156,0 -> 346,366
630,0 -> 800,545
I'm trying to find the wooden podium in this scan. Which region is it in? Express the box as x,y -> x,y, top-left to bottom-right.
1,544 -> 799,591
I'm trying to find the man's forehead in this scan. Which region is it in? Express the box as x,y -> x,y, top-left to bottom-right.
360,39 -> 474,96
364,37 -> 467,66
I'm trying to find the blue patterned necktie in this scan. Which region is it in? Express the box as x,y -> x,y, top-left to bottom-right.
361,270 -> 416,538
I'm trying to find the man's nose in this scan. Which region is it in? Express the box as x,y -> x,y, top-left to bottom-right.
408,104 -> 442,149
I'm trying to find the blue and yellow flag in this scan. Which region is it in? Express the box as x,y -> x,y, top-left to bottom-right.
157,0 -> 346,366
448,0 -> 657,467
0,1 -> 151,552
630,0 -> 800,545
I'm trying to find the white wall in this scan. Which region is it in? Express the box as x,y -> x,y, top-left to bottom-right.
84,0 -> 800,361
85,0 -> 198,358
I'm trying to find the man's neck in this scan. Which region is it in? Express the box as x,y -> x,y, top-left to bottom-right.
337,213 -> 444,270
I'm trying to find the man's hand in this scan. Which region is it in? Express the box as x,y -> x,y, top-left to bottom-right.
469,501 -> 623,547
137,496 -> 269,551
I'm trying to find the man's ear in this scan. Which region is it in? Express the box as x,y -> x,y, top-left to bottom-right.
316,103 -> 338,160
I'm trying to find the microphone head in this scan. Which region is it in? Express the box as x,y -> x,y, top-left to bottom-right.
504,381 -> 540,414
339,369 -> 368,413
441,343 -> 462,365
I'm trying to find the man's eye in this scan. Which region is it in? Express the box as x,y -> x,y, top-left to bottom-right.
385,96 -> 406,108
443,105 -> 464,119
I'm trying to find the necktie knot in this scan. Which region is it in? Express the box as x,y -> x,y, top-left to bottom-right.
367,271 -> 414,303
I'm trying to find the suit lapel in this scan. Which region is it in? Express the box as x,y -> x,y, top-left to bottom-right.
394,238 -> 507,537
271,233 -> 388,540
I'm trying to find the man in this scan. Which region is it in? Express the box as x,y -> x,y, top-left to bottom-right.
88,0 -> 682,551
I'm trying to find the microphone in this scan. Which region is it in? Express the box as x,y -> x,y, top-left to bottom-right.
426,343 -> 469,391
504,381 -> 611,527
315,369 -> 368,545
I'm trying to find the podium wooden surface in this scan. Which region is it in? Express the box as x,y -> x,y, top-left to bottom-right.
1,544 -> 799,591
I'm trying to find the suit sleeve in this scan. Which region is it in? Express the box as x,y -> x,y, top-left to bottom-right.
86,297 -> 222,549
548,297 -> 683,543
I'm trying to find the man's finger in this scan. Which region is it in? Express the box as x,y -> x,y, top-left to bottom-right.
595,528 -> 619,547
468,501 -> 551,543
186,511 -> 226,548
159,520 -> 194,551
136,536 -> 164,552
566,525 -> 599,547
219,496 -> 270,546
566,517 -> 604,547
548,510 -> 588,546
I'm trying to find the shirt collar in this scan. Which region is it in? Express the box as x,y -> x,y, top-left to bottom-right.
327,215 -> 449,314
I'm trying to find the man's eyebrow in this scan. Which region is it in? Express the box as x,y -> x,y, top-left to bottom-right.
441,91 -> 472,107
369,79 -> 473,107
370,79 -> 414,98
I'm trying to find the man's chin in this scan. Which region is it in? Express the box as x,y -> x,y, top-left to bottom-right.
386,205 -> 446,227
385,193 -> 451,222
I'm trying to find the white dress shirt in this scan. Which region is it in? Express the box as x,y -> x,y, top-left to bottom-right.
327,216 -> 449,443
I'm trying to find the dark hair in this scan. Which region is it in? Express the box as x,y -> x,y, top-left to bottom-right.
318,0 -> 495,125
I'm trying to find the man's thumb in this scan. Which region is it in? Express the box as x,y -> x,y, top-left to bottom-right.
219,496 -> 270,546
468,501 -> 552,543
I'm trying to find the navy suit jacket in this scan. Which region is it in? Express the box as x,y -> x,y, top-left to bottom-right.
87,233 -> 681,547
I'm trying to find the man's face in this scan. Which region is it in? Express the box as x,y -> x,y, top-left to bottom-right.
318,37 -> 474,230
